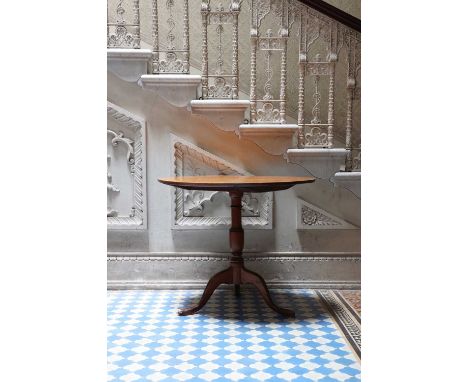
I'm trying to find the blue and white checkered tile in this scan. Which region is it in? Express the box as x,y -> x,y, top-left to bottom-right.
108,289 -> 361,381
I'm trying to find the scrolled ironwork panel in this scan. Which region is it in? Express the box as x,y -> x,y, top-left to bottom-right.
151,0 -> 190,74
107,0 -> 141,48
249,0 -> 289,124
201,0 -> 241,99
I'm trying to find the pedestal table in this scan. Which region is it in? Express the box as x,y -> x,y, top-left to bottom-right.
158,175 -> 315,317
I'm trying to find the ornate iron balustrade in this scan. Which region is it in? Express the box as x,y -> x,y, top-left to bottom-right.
107,0 -> 360,170
107,0 -> 141,48
151,0 -> 190,74
201,0 -> 240,99
249,0 -> 290,124
344,30 -> 361,170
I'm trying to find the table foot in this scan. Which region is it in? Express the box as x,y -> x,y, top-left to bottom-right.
178,265 -> 294,317
241,267 -> 295,318
178,267 -> 232,316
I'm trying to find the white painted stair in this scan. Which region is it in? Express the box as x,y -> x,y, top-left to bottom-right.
238,124 -> 299,155
107,49 -> 360,192
332,171 -> 361,198
138,74 -> 201,108
286,148 -> 348,179
190,100 -> 250,132
107,49 -> 152,82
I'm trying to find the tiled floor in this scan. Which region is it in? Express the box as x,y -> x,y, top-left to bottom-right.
108,289 -> 361,381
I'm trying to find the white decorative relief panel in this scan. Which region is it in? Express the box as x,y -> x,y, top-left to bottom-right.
170,134 -> 272,229
107,101 -> 147,229
297,198 -> 357,230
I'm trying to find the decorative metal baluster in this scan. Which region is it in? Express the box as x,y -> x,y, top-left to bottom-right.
133,0 -> 141,48
107,3 -> 110,43
279,34 -> 287,124
297,12 -> 305,147
279,1 -> 289,124
297,62 -> 306,147
326,22 -> 339,148
231,0 -> 240,99
327,63 -> 335,148
182,0 -> 190,73
201,1 -> 209,97
152,0 -> 159,73
345,32 -> 361,170
345,34 -> 355,170
345,81 -> 354,169
250,35 -> 257,122
249,0 -> 259,122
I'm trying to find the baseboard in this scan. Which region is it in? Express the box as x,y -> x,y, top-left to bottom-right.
107,280 -> 361,290
108,251 -> 361,289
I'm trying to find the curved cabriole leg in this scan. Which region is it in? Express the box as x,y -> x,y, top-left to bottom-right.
178,267 -> 233,316
241,267 -> 295,318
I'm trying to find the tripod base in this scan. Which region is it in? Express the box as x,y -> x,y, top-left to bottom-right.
178,263 -> 295,318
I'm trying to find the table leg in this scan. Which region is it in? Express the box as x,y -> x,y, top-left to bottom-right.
177,190 -> 295,318
178,267 -> 232,316
241,266 -> 295,318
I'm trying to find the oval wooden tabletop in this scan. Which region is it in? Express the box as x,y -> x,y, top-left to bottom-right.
158,175 -> 315,193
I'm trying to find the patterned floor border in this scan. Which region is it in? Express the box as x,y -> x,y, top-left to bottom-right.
316,291 -> 361,359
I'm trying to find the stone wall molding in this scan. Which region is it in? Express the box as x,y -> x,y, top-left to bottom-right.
107,252 -> 361,262
107,251 -> 361,290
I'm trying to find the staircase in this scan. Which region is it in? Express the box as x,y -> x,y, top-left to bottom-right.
107,0 -> 361,288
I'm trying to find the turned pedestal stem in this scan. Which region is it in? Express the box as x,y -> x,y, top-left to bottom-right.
229,191 -> 244,293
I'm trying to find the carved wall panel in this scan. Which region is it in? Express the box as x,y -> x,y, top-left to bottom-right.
297,198 -> 357,230
107,102 -> 147,229
170,135 -> 272,229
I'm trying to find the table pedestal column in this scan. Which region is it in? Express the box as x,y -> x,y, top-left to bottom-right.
178,191 -> 295,318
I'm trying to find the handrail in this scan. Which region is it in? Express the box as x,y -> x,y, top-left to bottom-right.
297,0 -> 361,32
